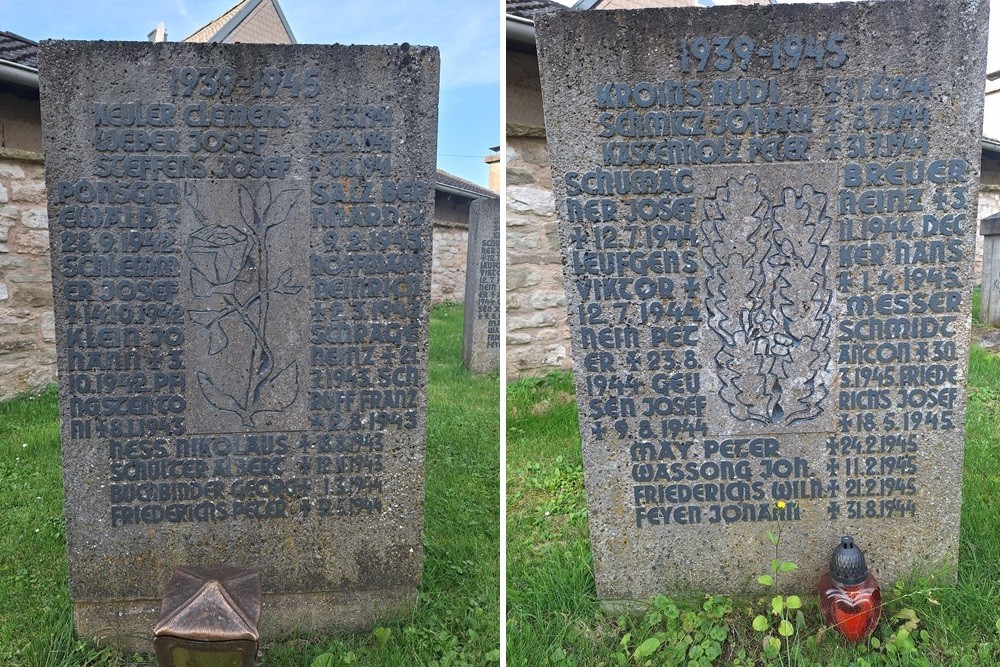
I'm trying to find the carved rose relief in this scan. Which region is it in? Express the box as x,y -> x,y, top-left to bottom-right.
184,182 -> 304,427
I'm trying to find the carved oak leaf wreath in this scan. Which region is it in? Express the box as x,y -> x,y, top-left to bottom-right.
700,175 -> 833,426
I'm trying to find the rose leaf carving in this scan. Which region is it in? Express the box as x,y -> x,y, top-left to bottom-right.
197,371 -> 244,414
263,188 -> 304,229
207,320 -> 229,355
253,361 -> 299,412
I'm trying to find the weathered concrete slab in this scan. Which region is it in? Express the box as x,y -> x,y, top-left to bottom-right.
462,196 -> 501,373
978,212 -> 1000,324
536,0 -> 987,599
39,40 -> 439,648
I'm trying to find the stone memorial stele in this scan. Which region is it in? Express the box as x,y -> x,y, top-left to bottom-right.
39,40 -> 439,648
462,196 -> 501,373
536,0 -> 987,601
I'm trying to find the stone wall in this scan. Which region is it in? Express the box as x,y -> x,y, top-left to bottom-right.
0,153 -> 54,398
506,137 -> 570,379
432,222 -> 468,304
506,49 -> 571,380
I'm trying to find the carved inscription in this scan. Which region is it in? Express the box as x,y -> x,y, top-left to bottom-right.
51,57 -> 432,530
549,27 -> 973,532
477,221 -> 501,350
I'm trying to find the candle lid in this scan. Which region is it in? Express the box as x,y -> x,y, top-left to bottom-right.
830,536 -> 869,586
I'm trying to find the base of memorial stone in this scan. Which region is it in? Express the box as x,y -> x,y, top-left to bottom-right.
73,587 -> 417,653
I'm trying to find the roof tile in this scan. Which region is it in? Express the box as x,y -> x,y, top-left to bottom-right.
184,0 -> 251,42
507,0 -> 569,20
437,169 -> 497,199
0,30 -> 39,70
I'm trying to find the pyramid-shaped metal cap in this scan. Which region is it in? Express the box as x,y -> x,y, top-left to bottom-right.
153,564 -> 262,642
829,536 -> 869,586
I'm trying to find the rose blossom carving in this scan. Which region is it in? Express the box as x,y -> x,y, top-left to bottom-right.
186,225 -> 254,292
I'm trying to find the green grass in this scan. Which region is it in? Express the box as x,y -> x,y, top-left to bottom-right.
507,345 -> 1000,667
0,303 -> 499,666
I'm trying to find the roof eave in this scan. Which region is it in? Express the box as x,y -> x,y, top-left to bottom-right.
506,14 -> 537,47
210,0 -> 260,43
0,60 -> 39,89
436,182 -> 496,200
211,0 -> 297,44
271,0 -> 298,44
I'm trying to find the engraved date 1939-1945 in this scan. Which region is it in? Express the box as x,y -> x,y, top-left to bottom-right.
678,34 -> 846,73
169,66 -> 320,98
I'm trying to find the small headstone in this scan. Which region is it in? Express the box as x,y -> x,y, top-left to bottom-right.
39,41 -> 439,648
536,0 -> 987,599
978,212 -> 1000,324
462,196 -> 501,373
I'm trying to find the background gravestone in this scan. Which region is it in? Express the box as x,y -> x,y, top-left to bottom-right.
462,196 -> 501,373
536,0 -> 987,600
978,212 -> 1000,325
39,41 -> 438,648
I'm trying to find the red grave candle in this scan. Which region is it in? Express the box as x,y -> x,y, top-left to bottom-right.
818,536 -> 881,642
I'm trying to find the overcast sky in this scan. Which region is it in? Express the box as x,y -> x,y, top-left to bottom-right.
1,0 -> 500,187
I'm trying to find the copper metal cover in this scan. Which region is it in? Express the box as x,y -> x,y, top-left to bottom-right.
153,564 -> 262,642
